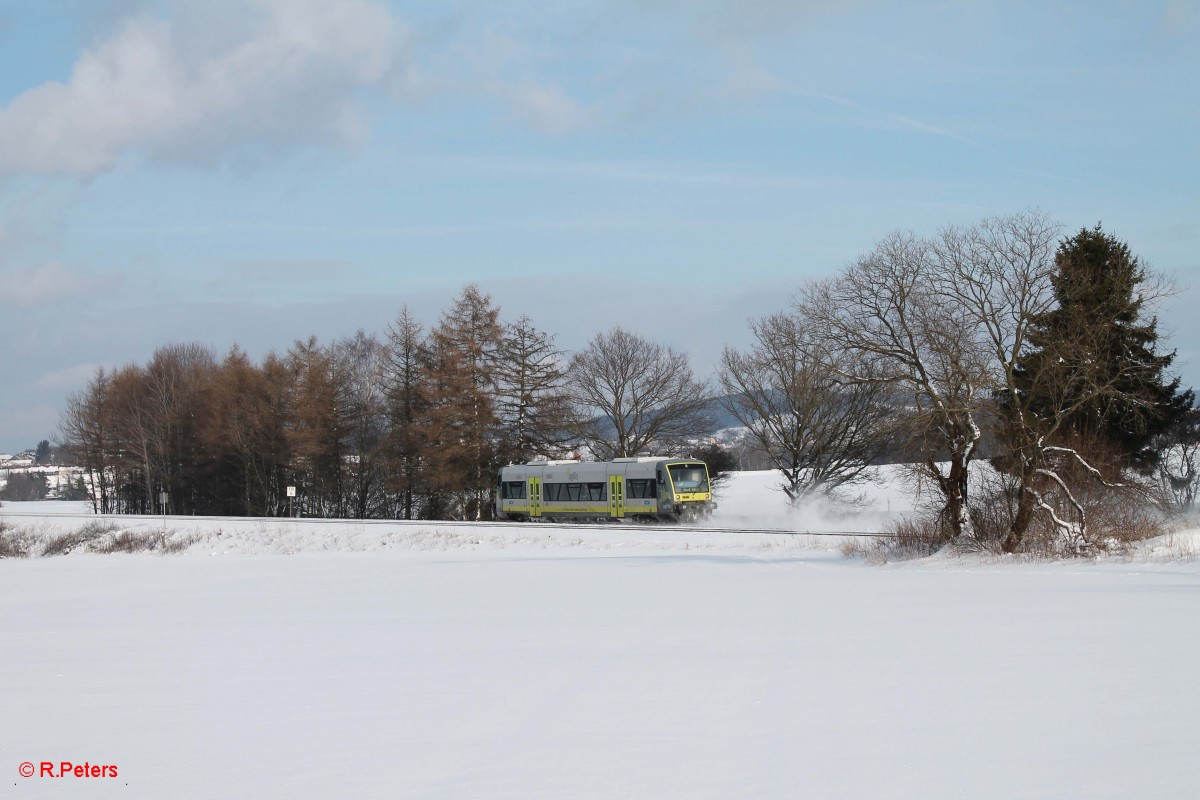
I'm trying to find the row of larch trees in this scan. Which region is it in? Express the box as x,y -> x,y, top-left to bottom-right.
56,285 -> 715,520
717,211 -> 1195,554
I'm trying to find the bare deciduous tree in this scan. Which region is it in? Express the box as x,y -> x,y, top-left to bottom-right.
422,284 -> 502,520
929,211 -> 1085,551
806,230 -> 992,542
209,346 -> 291,516
58,368 -> 145,514
285,336 -> 352,518
495,315 -> 572,464
107,363 -> 158,514
567,327 -> 713,459
1155,409 -> 1200,512
383,305 -> 429,519
336,330 -> 389,519
143,343 -> 218,515
719,311 -> 897,503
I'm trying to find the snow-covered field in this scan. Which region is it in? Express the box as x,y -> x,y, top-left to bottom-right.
2,471 -> 1199,799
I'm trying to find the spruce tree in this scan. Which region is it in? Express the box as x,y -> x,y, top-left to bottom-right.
1016,224 -> 1193,472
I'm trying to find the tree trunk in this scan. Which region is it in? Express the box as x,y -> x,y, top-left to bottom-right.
1003,464 -> 1038,553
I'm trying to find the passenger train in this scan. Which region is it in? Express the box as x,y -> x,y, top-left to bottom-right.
496,456 -> 714,522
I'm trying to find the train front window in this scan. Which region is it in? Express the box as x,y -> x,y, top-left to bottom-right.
667,464 -> 709,492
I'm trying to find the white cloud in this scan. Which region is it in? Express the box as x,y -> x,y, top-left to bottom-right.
0,0 -> 408,176
435,25 -> 590,134
790,89 -> 983,147
0,261 -> 115,306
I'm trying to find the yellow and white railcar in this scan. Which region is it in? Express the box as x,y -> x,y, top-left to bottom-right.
496,456 -> 713,522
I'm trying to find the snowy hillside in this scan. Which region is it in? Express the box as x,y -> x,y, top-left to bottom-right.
2,469 -> 1199,799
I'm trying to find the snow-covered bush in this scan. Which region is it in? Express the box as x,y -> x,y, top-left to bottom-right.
0,521 -> 31,558
40,521 -> 120,556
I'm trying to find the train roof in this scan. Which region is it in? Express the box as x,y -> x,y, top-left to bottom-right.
510,456 -> 705,468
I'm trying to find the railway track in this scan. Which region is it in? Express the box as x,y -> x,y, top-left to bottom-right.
0,509 -> 891,537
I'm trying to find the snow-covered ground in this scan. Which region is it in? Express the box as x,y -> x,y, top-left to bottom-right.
2,470 -> 1199,799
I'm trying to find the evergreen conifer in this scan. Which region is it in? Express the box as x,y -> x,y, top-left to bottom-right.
1016,224 -> 1193,471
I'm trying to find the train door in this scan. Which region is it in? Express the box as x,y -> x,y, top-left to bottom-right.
528,477 -> 542,518
608,475 -> 624,518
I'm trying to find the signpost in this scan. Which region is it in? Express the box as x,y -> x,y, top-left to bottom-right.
287,485 -> 296,518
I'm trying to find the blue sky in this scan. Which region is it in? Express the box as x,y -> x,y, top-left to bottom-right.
1,0 -> 1198,453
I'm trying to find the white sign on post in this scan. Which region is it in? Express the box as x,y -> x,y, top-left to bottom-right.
286,486 -> 296,497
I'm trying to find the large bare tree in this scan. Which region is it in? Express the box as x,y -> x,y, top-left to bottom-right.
806,230 -> 992,542
719,311 -> 897,503
929,211 -> 1071,550
566,327 -> 713,459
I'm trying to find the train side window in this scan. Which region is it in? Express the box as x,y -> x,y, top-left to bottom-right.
587,482 -> 606,501
502,481 -> 526,500
627,479 -> 657,499
543,483 -> 560,502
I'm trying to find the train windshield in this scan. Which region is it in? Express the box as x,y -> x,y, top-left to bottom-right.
667,463 -> 709,492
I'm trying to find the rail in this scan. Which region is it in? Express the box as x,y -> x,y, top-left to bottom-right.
0,510 -> 893,537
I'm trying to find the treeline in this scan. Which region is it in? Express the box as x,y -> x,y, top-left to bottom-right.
56,287 -> 714,520
55,212 -> 1199,553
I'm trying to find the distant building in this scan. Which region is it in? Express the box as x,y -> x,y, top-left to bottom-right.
0,452 -> 88,499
